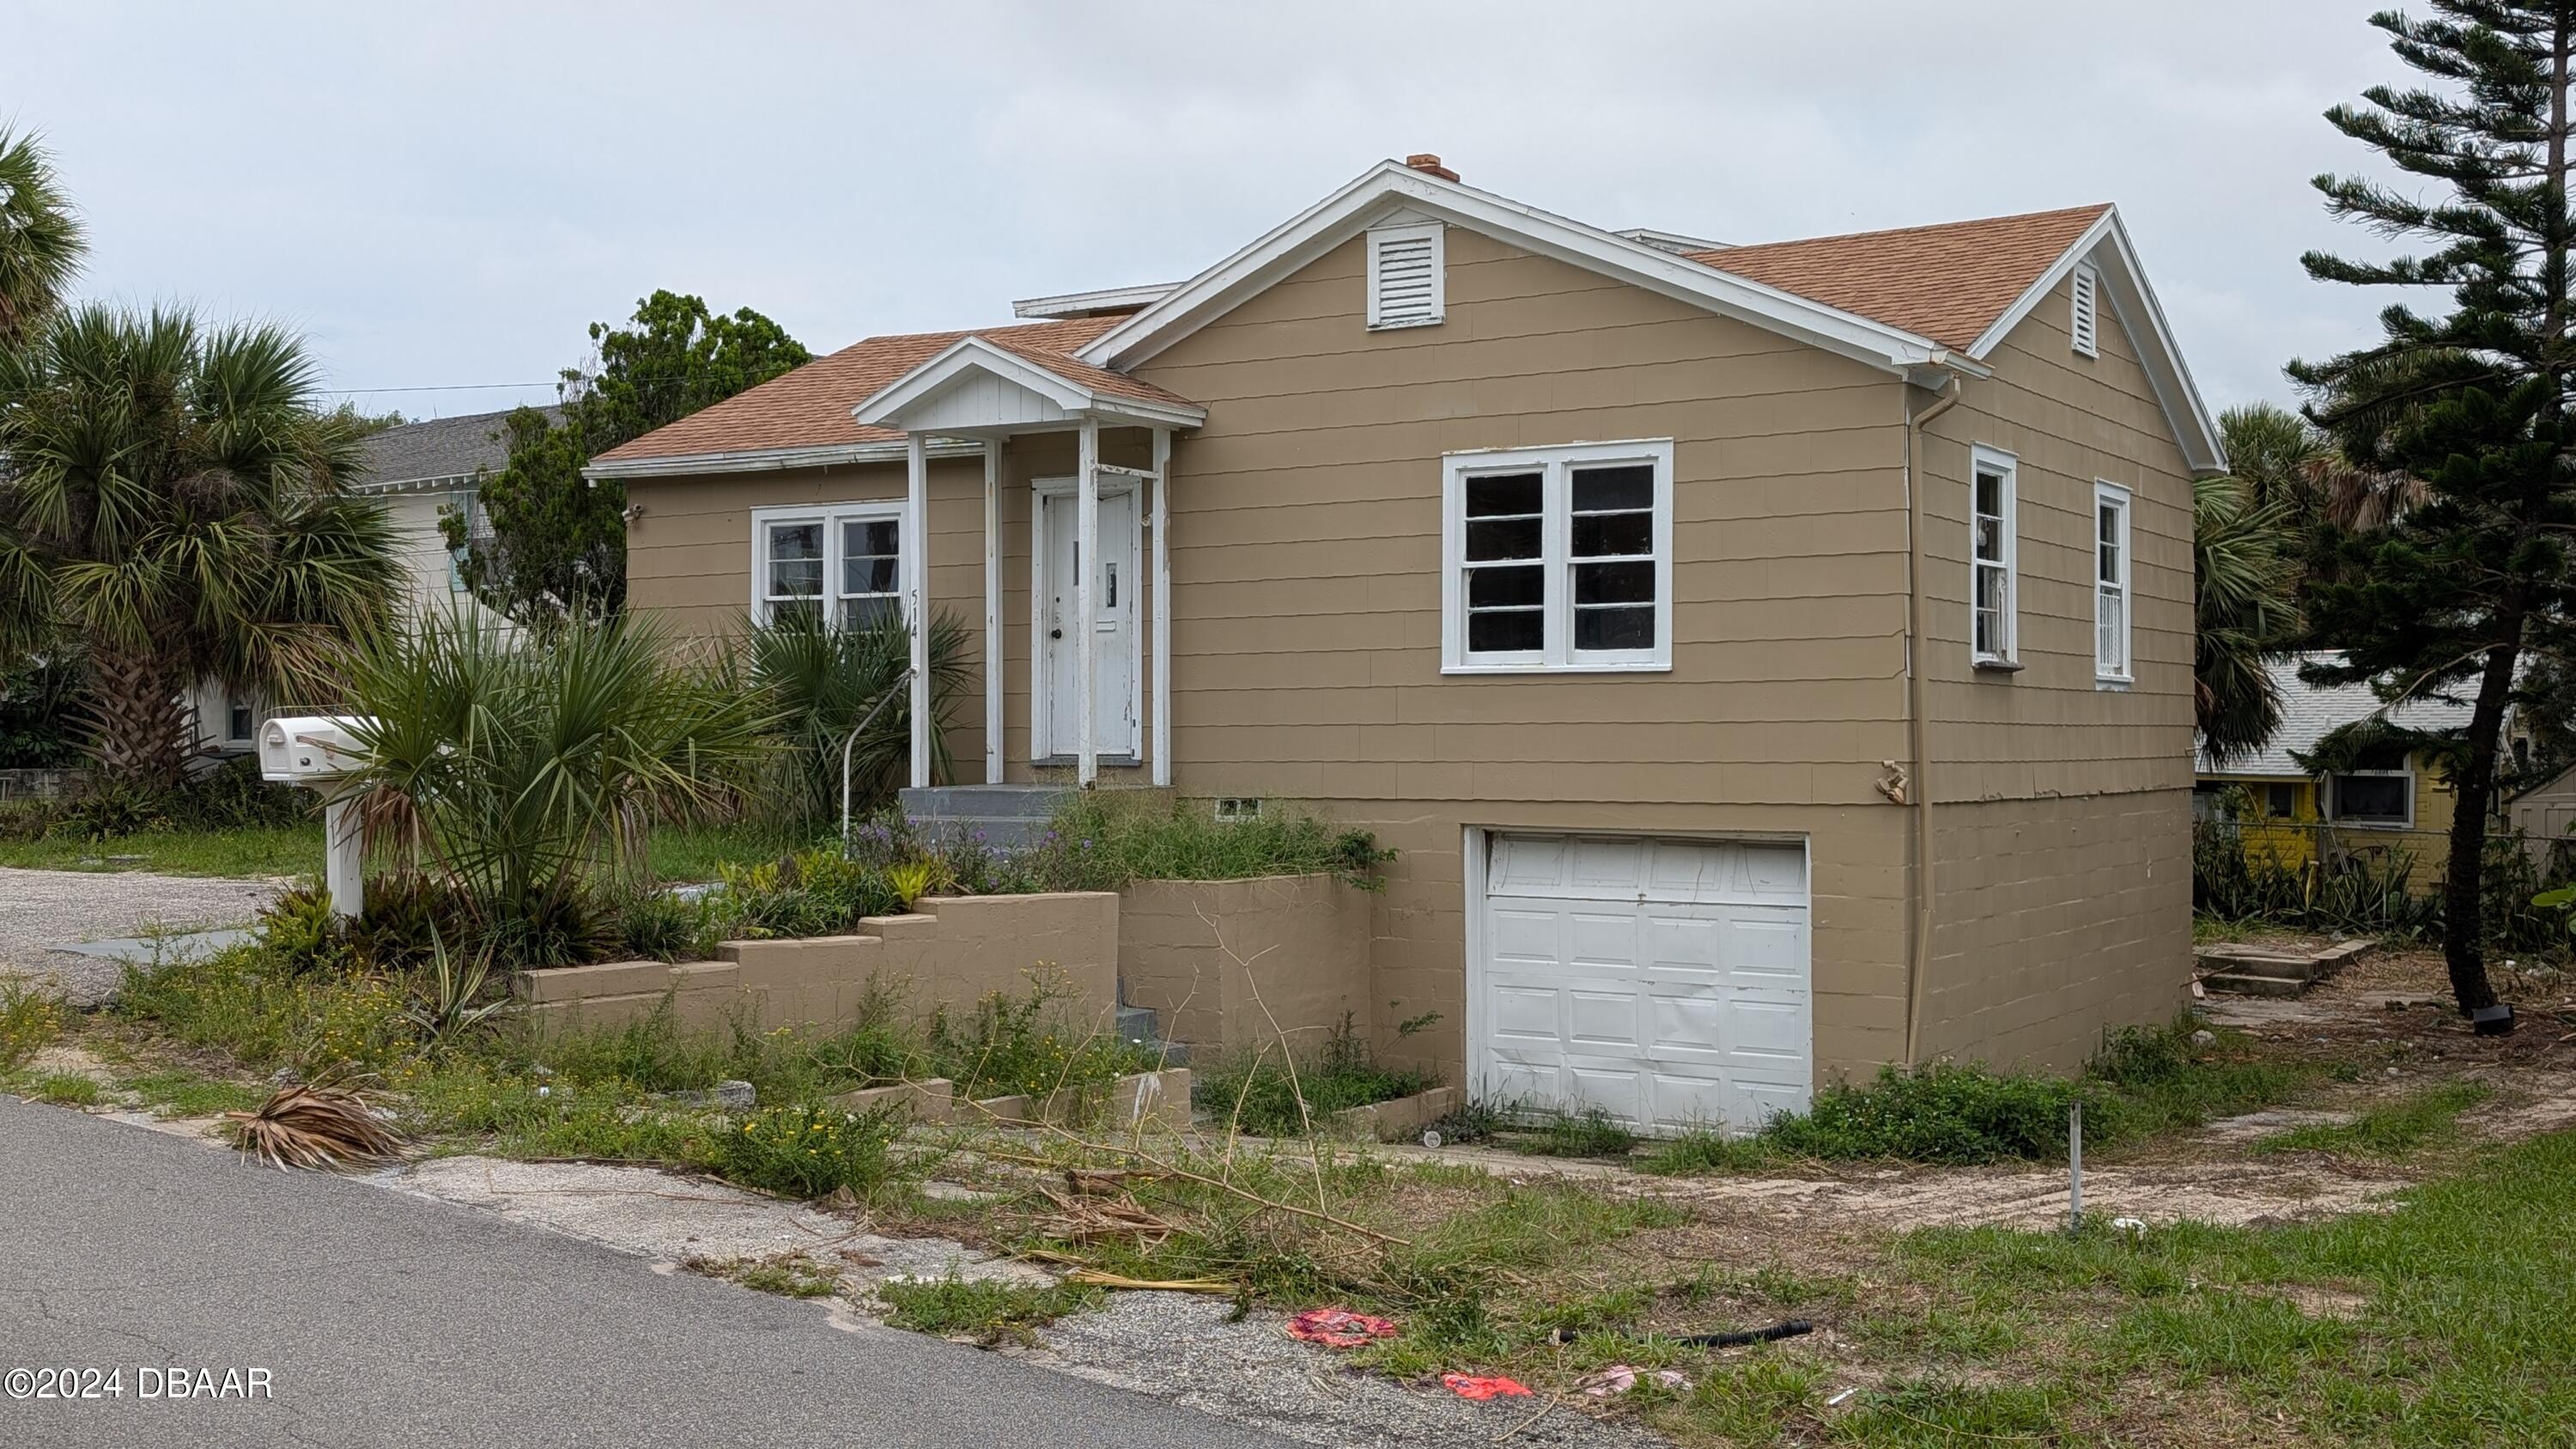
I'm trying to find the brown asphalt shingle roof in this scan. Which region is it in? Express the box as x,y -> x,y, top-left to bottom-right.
598,203 -> 2112,467
595,315 -> 1152,463
1686,203 -> 2111,352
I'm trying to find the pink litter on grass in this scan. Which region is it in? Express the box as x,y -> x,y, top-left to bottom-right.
1441,1373 -> 1533,1400
1286,1308 -> 1399,1349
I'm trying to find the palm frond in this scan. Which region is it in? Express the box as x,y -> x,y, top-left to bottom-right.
225,1084 -> 403,1171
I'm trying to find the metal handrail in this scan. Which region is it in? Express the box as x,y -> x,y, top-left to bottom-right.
840,668 -> 915,853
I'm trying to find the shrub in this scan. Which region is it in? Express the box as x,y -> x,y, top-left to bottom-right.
115,943 -> 417,1077
1022,794 -> 1394,892
6,756 -> 312,843
1764,1062 -> 2075,1165
924,978 -> 1157,1105
707,1101 -> 904,1200
1194,1016 -> 1436,1135
711,847 -> 905,941
613,886 -> 716,963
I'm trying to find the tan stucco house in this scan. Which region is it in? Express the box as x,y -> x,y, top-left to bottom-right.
590,155 -> 2221,1131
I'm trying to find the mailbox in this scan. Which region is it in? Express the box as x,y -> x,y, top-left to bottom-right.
258,715 -> 372,783
256,714 -> 377,917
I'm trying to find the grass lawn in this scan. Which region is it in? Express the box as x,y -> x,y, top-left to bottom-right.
0,819 -> 802,882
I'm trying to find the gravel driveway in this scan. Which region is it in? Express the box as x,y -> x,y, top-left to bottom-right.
0,867 -> 283,1008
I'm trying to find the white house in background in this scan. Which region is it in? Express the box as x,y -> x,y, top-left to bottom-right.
197,408 -> 545,756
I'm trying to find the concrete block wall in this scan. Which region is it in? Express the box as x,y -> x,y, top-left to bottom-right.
1119,874 -> 1375,1056
518,891 -> 1120,1036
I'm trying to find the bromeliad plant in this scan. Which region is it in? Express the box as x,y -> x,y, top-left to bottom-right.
340,612 -> 777,966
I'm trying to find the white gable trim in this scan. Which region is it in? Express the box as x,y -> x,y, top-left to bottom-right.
1078,160 -> 1987,381
1965,207 -> 2225,475
853,335 -> 1206,433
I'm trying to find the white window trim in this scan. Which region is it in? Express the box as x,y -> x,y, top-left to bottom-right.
1440,438 -> 1674,674
1366,221 -> 1445,330
2070,260 -> 2100,359
749,500 -> 908,627
2327,770 -> 2415,830
1969,445 -> 2019,668
2093,479 -> 2133,685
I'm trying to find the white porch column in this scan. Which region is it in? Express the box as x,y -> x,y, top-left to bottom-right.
1075,417 -> 1100,788
1151,426 -> 1172,788
906,431 -> 930,791
981,440 -> 1003,784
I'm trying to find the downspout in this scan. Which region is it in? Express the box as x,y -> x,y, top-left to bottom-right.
1901,366 -> 1963,1068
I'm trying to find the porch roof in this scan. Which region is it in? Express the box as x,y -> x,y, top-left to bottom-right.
853,333 -> 1206,434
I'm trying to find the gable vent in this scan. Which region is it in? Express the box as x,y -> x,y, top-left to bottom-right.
2069,260 -> 2099,358
1367,222 -> 1445,330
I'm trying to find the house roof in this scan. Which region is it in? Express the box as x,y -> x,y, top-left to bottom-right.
589,160 -> 2220,476
356,406 -> 558,491
591,316 -> 1127,469
2196,653 -> 2476,778
1686,204 -> 2113,354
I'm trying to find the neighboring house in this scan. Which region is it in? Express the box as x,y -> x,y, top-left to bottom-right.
2507,763 -> 2576,872
197,407 -> 543,755
2192,653 -> 2480,887
591,155 -> 2221,1129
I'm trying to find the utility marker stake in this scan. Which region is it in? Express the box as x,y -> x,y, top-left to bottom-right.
2067,1098 -> 2084,1235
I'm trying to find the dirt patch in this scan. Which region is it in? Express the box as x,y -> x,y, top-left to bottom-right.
1643,1159 -> 2409,1232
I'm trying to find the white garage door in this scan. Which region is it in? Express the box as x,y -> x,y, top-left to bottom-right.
1474,833 -> 1811,1135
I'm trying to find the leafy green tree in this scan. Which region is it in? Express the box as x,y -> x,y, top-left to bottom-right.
0,127 -> 82,350
0,306 -> 400,788
2290,2 -> 2576,1026
448,290 -> 811,624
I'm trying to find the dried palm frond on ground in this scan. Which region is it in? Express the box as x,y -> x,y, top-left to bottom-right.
224,1084 -> 403,1170
1025,1187 -> 1180,1247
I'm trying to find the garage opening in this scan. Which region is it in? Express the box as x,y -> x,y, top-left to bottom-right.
1472,831 -> 1811,1135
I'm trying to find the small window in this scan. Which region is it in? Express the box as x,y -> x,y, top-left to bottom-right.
753,503 -> 904,629
2329,772 -> 2413,828
1443,440 -> 1674,673
2070,261 -> 2099,358
1970,447 -> 2018,667
2264,783 -> 2297,819
1213,797 -> 1263,821
226,694 -> 255,744
1366,222 -> 1445,330
2093,481 -> 2131,682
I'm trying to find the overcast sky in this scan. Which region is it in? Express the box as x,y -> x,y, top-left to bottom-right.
7,2 -> 2414,422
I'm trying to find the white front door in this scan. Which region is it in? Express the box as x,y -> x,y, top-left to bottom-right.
1473,832 -> 1812,1135
1037,484 -> 1140,758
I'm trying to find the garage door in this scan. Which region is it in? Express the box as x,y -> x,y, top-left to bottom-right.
1474,833 -> 1811,1135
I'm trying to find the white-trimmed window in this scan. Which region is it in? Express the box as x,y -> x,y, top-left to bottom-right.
2070,260 -> 2099,358
1442,439 -> 1674,673
2328,770 -> 2413,828
751,502 -> 905,628
2093,480 -> 2132,683
1367,222 -> 1445,330
1970,447 -> 2018,667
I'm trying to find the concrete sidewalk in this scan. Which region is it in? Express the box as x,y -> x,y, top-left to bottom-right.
0,1098 -> 1293,1449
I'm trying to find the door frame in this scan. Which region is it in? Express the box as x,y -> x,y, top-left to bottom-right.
1462,825 -> 1815,1132
1030,476 -> 1145,761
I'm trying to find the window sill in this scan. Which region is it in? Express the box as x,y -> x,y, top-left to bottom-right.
1441,661 -> 1674,677
1971,658 -> 2024,675
2330,818 -> 2413,831
2095,673 -> 2133,691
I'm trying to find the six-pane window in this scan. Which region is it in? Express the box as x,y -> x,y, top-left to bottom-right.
2094,482 -> 2131,681
754,504 -> 903,628
1443,441 -> 1673,672
1971,448 -> 2017,665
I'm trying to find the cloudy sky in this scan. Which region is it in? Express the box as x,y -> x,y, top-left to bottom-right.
8,2 -> 2414,421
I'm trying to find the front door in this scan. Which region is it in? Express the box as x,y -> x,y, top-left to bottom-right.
1037,485 -> 1140,758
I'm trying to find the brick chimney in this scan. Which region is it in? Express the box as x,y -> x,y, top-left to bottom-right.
1405,153 -> 1459,182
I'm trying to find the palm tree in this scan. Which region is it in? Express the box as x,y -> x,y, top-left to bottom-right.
2194,473 -> 2300,767
745,607 -> 971,825
0,127 -> 83,349
0,305 -> 400,788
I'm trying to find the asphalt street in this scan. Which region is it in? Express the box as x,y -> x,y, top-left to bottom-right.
0,1097 -> 1296,1448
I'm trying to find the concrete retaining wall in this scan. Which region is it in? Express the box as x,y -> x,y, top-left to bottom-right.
518,892 -> 1120,1036
1119,874 -> 1374,1054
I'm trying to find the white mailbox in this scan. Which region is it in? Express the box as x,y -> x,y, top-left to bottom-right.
258,715 -> 372,783
258,714 -> 377,917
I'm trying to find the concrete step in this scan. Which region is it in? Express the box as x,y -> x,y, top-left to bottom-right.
1113,1002 -> 1190,1068
901,784 -> 1076,820
2201,971 -> 2313,1000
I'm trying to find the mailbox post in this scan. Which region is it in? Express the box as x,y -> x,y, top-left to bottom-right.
258,715 -> 375,918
